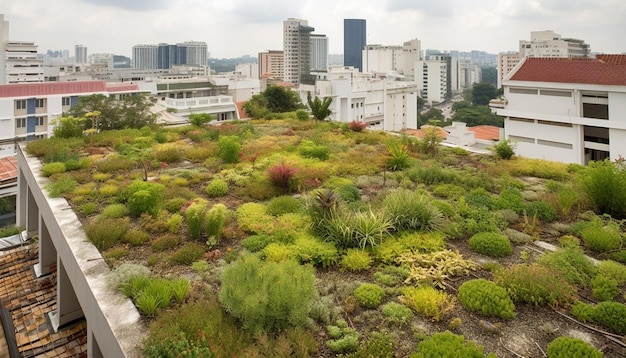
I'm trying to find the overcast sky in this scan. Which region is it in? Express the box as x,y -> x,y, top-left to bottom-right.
2,0 -> 625,58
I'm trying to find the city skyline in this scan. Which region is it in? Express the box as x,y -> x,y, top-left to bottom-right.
3,0 -> 626,58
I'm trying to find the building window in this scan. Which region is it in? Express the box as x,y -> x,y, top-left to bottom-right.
62,97 -> 71,106
16,118 -> 26,128
509,88 -> 538,95
15,100 -> 26,110
540,90 -> 572,97
37,116 -> 46,126
508,135 -> 534,143
35,98 -> 45,108
537,139 -> 573,149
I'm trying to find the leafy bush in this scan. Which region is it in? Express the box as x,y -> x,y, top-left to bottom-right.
219,256 -> 316,333
41,162 -> 66,177
205,203 -> 228,247
298,140 -> 330,160
591,275 -> 619,301
185,199 -> 207,239
591,301 -> 626,334
266,195 -> 302,216
597,260 -> 626,285
341,249 -> 373,272
205,179 -> 228,197
494,187 -> 525,212
547,337 -> 603,358
468,232 -> 513,257
151,234 -> 180,252
571,302 -> 595,323
85,217 -> 129,250
494,264 -> 576,307
122,229 -> 150,246
263,243 -> 292,262
381,302 -> 414,325
354,283 -> 385,308
537,248 -> 597,287
326,326 -> 360,354
291,235 -> 338,268
387,143 -> 411,171
491,139 -> 515,160
46,177 -> 77,197
321,209 -> 392,249
348,120 -> 368,132
350,331 -> 397,358
267,161 -> 298,190
411,331 -> 496,358
164,197 -> 187,213
101,203 -> 129,219
525,200 -> 558,222
170,242 -> 205,266
125,180 -> 165,217
241,234 -> 274,252
336,184 -> 361,203
579,219 -> 622,252
457,279 -> 515,320
382,189 -> 444,232
218,135 -> 241,164
581,158 -> 626,219
400,286 -> 454,322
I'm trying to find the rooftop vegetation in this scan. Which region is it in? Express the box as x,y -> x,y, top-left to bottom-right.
25,116 -> 626,357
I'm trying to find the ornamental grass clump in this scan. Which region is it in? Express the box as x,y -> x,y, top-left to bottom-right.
494,264 -> 576,307
457,279 -> 515,320
219,255 -> 316,333
468,232 -> 513,257
381,189 -> 444,232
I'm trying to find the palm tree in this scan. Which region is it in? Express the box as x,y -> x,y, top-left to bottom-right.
307,92 -> 332,120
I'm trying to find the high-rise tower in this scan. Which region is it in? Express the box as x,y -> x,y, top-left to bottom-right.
283,18 -> 315,85
343,19 -> 366,72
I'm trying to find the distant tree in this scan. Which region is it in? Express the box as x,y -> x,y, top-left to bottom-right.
419,108 -> 444,126
452,101 -> 472,113
188,113 -> 214,126
471,83 -> 497,106
451,105 -> 504,127
481,66 -> 497,87
68,94 -> 155,130
242,86 -> 303,118
307,92 -> 332,120
242,94 -> 269,119
417,96 -> 426,111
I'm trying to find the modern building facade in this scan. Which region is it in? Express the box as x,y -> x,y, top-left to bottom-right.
495,55 -> 626,165
497,30 -> 590,88
362,39 -> 422,78
75,44 -> 87,64
416,54 -> 460,105
343,19 -> 366,72
310,34 -> 328,71
258,50 -> 284,80
132,41 -> 207,70
132,44 -> 159,69
283,18 -> 315,85
1,14 -> 44,84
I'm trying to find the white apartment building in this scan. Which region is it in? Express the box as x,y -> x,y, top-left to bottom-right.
301,66 -> 418,132
415,54 -> 460,105
497,30 -> 590,88
132,44 -> 159,69
496,55 -> 626,165
283,18 -> 314,85
0,81 -> 143,157
362,39 -> 422,77
310,34 -> 328,71
75,44 -> 88,64
0,15 -> 43,84
181,41 -> 208,67
234,63 -> 259,79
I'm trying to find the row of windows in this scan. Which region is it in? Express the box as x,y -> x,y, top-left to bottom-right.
15,97 -> 73,110
16,116 -> 46,129
509,87 -> 572,97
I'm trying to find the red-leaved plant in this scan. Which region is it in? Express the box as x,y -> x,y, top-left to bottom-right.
267,161 -> 298,189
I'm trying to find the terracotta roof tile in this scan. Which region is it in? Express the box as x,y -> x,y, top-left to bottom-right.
0,156 -> 18,183
509,56 -> 626,86
467,125 -> 501,141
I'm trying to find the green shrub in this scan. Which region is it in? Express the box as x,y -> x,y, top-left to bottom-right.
219,256 -> 316,333
398,231 -> 446,253
591,275 -> 619,301
166,213 -> 183,233
241,234 -> 274,252
381,302 -> 414,325
457,279 -> 515,320
432,183 -> 466,199
109,263 -> 151,290
491,139 -> 515,160
185,199 -> 208,239
122,229 -> 150,246
298,140 -> 330,160
236,202 -> 273,234
468,232 -> 513,257
101,203 -> 129,219
170,242 -> 205,266
537,248 -> 597,287
494,187 -> 525,212
266,195 -> 302,216
592,301 -> 626,334
400,286 -> 454,322
46,177 -> 77,197
494,264 -> 576,307
387,142 -> 411,171
85,217 -> 129,250
335,184 -> 361,203
341,249 -> 373,272
525,200 -> 558,222
571,302 -> 595,323
95,155 -> 136,173
581,158 -> 626,219
326,327 -> 360,354
546,336 -> 603,358
579,219 -> 622,252
78,202 -> 97,215
291,235 -> 338,268
98,184 -> 119,197
262,242 -> 292,262
354,283 -> 385,308
144,332 -> 214,357
41,162 -> 67,177
205,179 -> 228,197
205,203 -> 228,247
218,135 -> 241,164
125,181 -> 165,217
406,164 -> 459,186
164,197 -> 187,213
153,146 -> 182,163
320,209 -> 392,249
597,260 -> 626,285
411,331 -> 496,358
350,331 -> 397,358
382,189 -> 444,232
151,234 -> 179,252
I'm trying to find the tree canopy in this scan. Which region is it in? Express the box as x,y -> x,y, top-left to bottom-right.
67,94 -> 155,130
243,86 -> 303,119
471,83 -> 497,106
480,66 -> 497,87
451,105 -> 504,127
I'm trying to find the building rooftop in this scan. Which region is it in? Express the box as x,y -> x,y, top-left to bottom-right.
509,56 -> 626,86
467,125 -> 501,141
0,81 -> 140,98
0,156 -> 17,184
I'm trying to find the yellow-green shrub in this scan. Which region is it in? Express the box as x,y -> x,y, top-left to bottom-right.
341,249 -> 373,272
458,279 -> 515,320
400,286 -> 453,322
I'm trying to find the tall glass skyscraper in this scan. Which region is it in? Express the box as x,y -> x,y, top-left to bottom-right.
343,19 -> 366,72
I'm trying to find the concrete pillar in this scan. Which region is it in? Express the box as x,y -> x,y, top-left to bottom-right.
16,171 -> 27,228
26,187 -> 39,238
33,219 -> 56,277
48,259 -> 83,332
88,330 -> 104,358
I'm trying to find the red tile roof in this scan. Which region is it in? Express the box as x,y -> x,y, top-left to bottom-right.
468,125 -> 501,141
0,81 -> 140,98
0,156 -> 17,183
509,56 -> 626,86
405,125 -> 448,139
